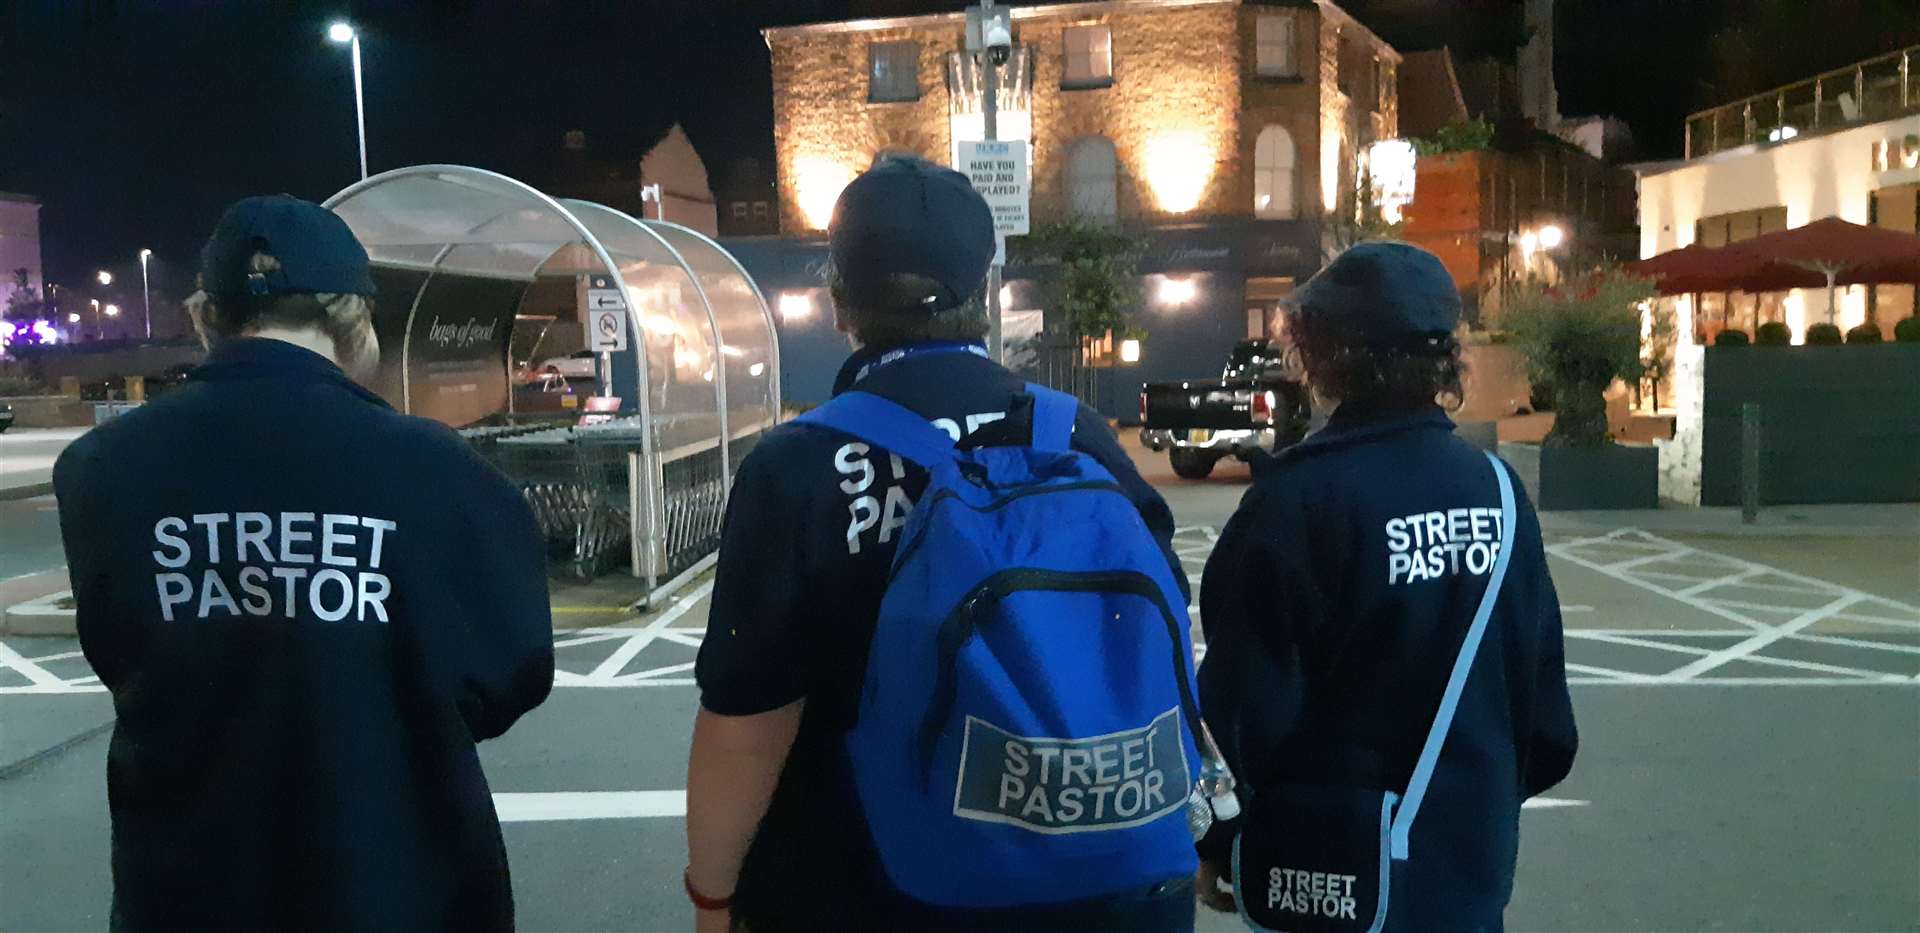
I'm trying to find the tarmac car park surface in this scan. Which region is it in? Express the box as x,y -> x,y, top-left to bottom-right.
2,439 -> 1915,932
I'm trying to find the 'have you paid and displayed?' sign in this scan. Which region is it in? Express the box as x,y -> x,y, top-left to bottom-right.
957,139 -> 1030,237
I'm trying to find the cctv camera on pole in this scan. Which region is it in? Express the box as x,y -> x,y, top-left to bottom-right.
966,1 -> 1014,361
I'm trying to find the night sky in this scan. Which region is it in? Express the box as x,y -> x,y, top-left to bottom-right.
3,0 -> 1913,295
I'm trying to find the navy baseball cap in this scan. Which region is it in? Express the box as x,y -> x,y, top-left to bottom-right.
829,156 -> 995,313
1293,242 -> 1461,347
200,195 -> 376,298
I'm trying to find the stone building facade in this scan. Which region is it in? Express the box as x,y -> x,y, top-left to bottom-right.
764,0 -> 1399,235
741,0 -> 1401,418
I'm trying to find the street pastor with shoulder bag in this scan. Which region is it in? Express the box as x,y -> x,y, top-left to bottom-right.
1231,451 -> 1517,932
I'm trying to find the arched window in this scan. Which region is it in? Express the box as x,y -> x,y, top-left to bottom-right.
1254,126 -> 1296,219
1065,136 -> 1119,222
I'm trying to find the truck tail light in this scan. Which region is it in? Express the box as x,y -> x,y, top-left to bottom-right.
1252,390 -> 1276,424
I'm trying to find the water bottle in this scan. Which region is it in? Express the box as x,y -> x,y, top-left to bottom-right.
1187,723 -> 1241,840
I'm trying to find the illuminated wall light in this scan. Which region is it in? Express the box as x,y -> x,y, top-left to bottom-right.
1119,338 -> 1142,363
1321,127 -> 1343,213
998,284 -> 1013,308
1142,132 -> 1216,214
1157,276 -> 1198,306
1364,139 -> 1418,225
1537,225 -> 1565,250
794,156 -> 856,231
778,292 -> 813,321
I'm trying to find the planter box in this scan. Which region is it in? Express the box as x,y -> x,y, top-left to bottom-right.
1500,442 -> 1659,510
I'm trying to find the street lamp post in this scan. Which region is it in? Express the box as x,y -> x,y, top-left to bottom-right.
329,22 -> 368,180
139,249 -> 154,340
90,299 -> 101,340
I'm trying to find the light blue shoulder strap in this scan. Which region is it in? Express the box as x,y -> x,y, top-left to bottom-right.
793,391 -> 958,469
1025,383 -> 1077,453
1389,451 -> 1517,860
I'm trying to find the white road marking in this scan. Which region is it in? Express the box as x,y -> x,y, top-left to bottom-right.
494,791 -> 685,822
0,638 -> 65,688
582,581 -> 712,681
492,789 -> 1587,823
1522,798 -> 1589,810
1549,528 -> 1920,682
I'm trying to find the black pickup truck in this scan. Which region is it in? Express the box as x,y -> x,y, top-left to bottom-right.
1138,340 -> 1311,479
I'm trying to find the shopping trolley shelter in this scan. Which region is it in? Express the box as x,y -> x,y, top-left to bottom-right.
324,165 -> 781,604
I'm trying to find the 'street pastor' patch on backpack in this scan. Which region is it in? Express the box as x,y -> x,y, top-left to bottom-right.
795,384 -> 1204,908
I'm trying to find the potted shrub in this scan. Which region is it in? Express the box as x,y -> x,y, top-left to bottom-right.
1499,269 -> 1661,509
1896,316 -> 1920,343
1806,322 -> 1844,345
1715,328 -> 1750,347
1846,323 -> 1884,344
1756,322 -> 1793,346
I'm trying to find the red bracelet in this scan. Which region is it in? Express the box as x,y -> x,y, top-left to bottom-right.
684,868 -> 735,912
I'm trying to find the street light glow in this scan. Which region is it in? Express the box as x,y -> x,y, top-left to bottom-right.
96,270 -> 113,286
68,313 -> 81,324
328,22 -> 356,43
1538,225 -> 1566,250
140,248 -> 153,260
104,304 -> 121,317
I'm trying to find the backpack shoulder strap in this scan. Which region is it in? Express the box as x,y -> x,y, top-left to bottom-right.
1389,451 -> 1518,860
793,391 -> 957,469
1024,383 -> 1078,453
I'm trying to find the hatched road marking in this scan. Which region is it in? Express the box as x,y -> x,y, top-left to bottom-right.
5,528 -> 1915,695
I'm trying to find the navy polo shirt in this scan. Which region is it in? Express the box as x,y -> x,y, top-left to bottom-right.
1197,403 -> 1578,930
54,338 -> 554,932
695,343 -> 1184,929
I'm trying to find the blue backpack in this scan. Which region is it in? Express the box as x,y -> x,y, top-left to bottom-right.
796,384 -> 1204,909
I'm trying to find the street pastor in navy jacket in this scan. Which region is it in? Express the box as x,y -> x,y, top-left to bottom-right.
54,196 -> 553,932
1195,243 -> 1576,931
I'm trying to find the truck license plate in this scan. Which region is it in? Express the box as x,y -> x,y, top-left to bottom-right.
1188,429 -> 1210,444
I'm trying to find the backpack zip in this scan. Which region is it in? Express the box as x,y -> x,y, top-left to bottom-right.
915,568 -> 1206,786
886,481 -> 1127,584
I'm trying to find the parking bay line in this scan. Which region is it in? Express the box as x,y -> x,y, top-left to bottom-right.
492,792 -> 1588,822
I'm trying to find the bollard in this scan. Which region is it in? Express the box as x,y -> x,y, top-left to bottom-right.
1741,403 -> 1761,524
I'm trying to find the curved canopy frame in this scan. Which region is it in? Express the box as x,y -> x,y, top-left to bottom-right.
323,165 -> 780,595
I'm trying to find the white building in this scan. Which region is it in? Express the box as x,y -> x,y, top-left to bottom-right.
1637,46 -> 1920,346
1635,47 -> 1919,506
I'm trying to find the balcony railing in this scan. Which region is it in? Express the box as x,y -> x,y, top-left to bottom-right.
1685,45 -> 1918,159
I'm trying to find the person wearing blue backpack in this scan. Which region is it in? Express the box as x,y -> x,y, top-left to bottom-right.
686,155 -> 1203,933
1193,243 -> 1578,932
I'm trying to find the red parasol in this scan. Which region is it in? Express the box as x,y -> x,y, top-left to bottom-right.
1624,243 -> 1761,295
1728,216 -> 1920,292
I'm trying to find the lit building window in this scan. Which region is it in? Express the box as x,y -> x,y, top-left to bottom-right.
1062,25 -> 1113,89
1254,125 -> 1296,219
1065,136 -> 1119,221
869,40 -> 920,103
1255,15 -> 1295,77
